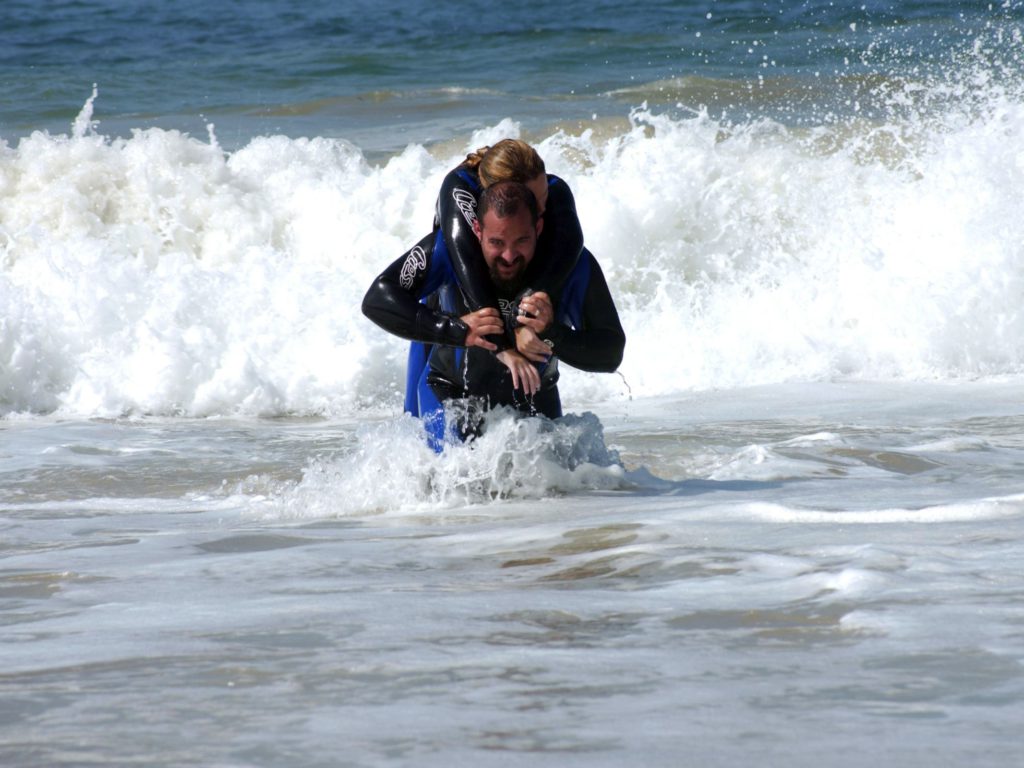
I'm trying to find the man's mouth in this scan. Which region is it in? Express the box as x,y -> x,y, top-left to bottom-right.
490,257 -> 526,293
497,258 -> 522,276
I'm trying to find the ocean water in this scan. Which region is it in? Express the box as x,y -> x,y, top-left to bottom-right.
3,1 -> 1024,766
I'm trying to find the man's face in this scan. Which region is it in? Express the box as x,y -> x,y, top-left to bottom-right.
474,207 -> 542,295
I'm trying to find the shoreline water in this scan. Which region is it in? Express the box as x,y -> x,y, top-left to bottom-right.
4,3 -> 1024,765
3,381 -> 1024,767
4,1 -> 1022,153
4,87 -> 1024,420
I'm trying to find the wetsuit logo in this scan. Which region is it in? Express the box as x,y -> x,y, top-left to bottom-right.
452,189 -> 477,226
399,245 -> 427,289
498,298 -> 518,323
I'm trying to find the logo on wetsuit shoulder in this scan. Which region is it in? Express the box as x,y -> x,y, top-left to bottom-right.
452,189 -> 477,226
399,245 -> 427,289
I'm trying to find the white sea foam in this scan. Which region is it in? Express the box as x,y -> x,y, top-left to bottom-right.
252,409 -> 625,519
741,494 -> 1024,524
3,77 -> 1024,417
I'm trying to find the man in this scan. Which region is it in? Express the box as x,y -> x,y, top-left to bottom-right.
362,181 -> 625,449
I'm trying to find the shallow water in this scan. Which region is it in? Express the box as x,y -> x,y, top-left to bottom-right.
3,382 -> 1023,766
4,2 -> 1024,765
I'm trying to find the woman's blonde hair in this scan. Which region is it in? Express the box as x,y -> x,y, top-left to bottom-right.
463,139 -> 546,188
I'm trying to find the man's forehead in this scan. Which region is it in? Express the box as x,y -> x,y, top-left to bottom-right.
479,208 -> 533,232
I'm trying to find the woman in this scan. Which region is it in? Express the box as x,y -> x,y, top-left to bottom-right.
379,139 -> 587,417
433,139 -> 585,356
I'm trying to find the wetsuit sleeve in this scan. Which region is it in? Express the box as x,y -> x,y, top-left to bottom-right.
436,170 -> 499,311
361,232 -> 469,347
544,255 -> 625,373
436,168 -> 509,350
526,177 -> 585,298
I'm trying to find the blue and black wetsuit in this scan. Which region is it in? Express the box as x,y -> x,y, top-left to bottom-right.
361,231 -> 625,451
434,165 -> 585,351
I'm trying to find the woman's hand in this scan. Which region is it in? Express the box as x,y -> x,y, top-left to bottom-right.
496,349 -> 541,395
460,308 -> 503,351
515,326 -> 553,363
517,291 -> 553,334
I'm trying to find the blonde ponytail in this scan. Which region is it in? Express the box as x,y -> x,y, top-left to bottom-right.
461,145 -> 491,171
461,139 -> 546,188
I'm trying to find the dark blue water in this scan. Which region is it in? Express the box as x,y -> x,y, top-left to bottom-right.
1,0 -> 1022,150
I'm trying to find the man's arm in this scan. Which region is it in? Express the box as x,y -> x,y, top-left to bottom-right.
521,253 -> 625,373
361,232 -> 470,347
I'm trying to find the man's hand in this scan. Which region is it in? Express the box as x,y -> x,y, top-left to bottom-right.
496,349 -> 541,396
517,291 -> 554,334
515,326 -> 553,363
460,308 -> 503,351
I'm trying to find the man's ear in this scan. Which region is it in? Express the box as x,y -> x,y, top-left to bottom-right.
535,216 -> 544,239
472,218 -> 482,241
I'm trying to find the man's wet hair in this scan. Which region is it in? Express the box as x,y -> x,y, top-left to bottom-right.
477,181 -> 539,226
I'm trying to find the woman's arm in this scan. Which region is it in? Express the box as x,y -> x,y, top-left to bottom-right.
524,176 -> 585,299
435,168 -> 509,350
435,169 -> 498,311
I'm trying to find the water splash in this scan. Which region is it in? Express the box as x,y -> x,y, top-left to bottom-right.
252,409 -> 625,518
71,84 -> 100,139
3,46 -> 1024,417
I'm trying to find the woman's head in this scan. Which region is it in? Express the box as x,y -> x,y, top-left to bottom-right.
463,139 -> 549,214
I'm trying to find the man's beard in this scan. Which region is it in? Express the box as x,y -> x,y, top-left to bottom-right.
489,259 -> 527,298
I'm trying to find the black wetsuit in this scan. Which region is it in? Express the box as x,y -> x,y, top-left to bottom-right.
435,166 -> 585,349
362,230 -> 625,448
